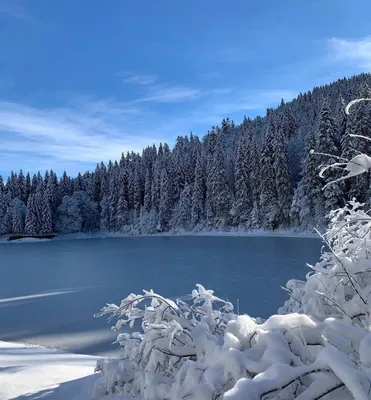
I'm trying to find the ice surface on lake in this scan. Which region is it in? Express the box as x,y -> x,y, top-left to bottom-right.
0,236 -> 320,355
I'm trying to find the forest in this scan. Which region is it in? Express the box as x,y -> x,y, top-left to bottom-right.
1,73 -> 371,236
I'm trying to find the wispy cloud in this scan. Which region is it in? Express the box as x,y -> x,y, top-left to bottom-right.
119,72 -> 202,103
0,0 -> 32,20
119,72 -> 157,85
0,99 -> 166,174
134,84 -> 202,103
327,36 -> 371,69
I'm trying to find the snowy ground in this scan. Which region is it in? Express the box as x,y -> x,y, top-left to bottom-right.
0,228 -> 319,244
0,341 -> 101,400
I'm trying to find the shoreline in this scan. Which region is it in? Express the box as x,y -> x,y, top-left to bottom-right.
0,228 -> 320,244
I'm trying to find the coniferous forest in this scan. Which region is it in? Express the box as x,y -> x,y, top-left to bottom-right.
2,73 -> 371,236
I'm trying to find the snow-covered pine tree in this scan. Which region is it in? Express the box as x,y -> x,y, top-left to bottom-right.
38,191 -> 53,234
74,172 -> 84,192
99,163 -> 110,231
45,170 -> 58,219
25,194 -> 38,234
316,100 -> 345,218
273,120 -> 293,228
292,133 -> 320,229
17,169 -> 27,203
233,122 -> 252,227
108,163 -> 119,231
116,183 -> 129,231
206,134 -> 231,228
1,205 -> 12,234
92,164 -> 102,202
133,160 -> 142,215
151,160 -> 161,213
259,114 -> 279,229
25,172 -> 31,201
191,152 -> 205,227
7,171 -> 16,199
281,101 -> 297,139
174,183 -> 192,230
10,198 -> 26,233
158,168 -> 172,231
172,136 -> 186,202
60,171 -> 72,198
143,168 -> 152,212
31,173 -> 38,195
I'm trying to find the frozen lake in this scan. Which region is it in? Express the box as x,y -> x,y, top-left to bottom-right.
0,236 -> 321,356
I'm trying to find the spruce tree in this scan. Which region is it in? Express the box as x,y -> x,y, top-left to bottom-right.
40,192 -> 53,234
159,169 -> 172,231
191,153 -> 205,227
273,123 -> 293,228
259,116 -> 278,229
207,136 -> 231,227
316,101 -> 344,218
17,170 -> 26,203
11,198 -> 26,233
25,194 -> 38,234
116,183 -> 129,230
175,184 -> 192,229
143,168 -> 152,212
233,125 -> 252,227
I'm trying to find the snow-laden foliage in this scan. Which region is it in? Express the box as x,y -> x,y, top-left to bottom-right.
279,200 -> 371,325
93,100 -> 371,399
94,285 -> 371,399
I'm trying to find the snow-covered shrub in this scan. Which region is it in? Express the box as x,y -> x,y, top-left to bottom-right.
56,191 -> 99,233
94,285 -> 235,399
94,99 -> 371,399
280,199 -> 371,325
94,285 -> 371,399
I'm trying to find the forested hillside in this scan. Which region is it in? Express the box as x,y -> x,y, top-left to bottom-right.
1,73 -> 371,236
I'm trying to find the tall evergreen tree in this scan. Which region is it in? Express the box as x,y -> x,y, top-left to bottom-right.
25,194 -> 38,234
233,125 -> 252,226
159,169 -> 172,231
316,101 -> 344,218
174,184 -> 192,229
191,153 -> 205,227
259,116 -> 278,229
143,168 -> 152,212
273,122 -> 293,228
206,136 -> 231,227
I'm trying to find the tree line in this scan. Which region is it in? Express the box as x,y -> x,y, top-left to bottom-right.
1,73 -> 371,235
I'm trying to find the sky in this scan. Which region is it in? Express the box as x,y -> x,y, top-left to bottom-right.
1,0 -> 371,177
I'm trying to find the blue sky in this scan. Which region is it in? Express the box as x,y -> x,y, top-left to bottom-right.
1,0 -> 371,177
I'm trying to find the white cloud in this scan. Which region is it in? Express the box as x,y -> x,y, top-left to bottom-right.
0,99 -> 166,174
328,37 -> 371,69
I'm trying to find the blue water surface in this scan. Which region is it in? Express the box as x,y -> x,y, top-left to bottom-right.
0,236 -> 321,355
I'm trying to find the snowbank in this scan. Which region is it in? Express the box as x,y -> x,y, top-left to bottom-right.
0,341 -> 100,400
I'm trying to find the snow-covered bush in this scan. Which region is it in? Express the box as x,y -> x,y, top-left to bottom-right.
93,100 -> 371,399
56,191 -> 99,233
94,285 -> 371,399
279,199 -> 371,325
